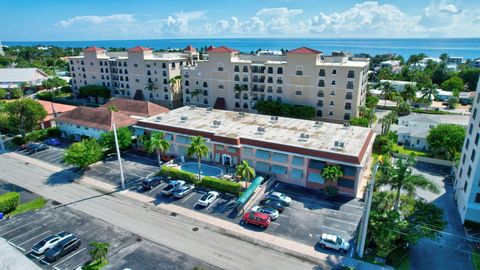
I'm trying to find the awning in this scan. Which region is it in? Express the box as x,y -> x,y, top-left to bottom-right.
271,164 -> 287,174
291,168 -> 303,179
272,152 -> 288,163
292,156 -> 304,166
255,150 -> 271,160
307,172 -> 324,184
237,176 -> 264,205
255,161 -> 270,173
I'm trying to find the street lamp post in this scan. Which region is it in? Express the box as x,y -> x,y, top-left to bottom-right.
112,123 -> 125,189
357,162 -> 379,258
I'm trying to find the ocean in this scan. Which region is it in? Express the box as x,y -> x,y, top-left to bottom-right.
4,38 -> 480,59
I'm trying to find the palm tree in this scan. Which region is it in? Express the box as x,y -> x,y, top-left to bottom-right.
89,241 -> 110,264
233,84 -> 248,110
145,82 -> 158,91
377,155 -> 440,211
359,105 -> 375,128
236,160 -> 256,188
401,84 -> 417,102
380,82 -> 396,106
421,83 -> 439,105
321,165 -> 343,195
142,132 -> 171,169
190,89 -> 202,105
381,111 -> 397,135
187,136 -> 210,181
169,75 -> 181,94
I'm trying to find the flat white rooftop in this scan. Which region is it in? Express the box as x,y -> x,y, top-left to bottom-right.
139,106 -> 373,158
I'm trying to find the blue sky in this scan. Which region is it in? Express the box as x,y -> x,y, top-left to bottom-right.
1,0 -> 480,41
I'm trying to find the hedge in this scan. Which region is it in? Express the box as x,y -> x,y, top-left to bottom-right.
160,166 -> 243,195
256,100 -> 316,120
0,192 -> 20,214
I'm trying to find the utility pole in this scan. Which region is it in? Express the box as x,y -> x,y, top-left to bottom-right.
357,162 -> 379,258
113,123 -> 125,189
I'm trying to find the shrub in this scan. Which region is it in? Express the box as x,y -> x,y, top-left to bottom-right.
256,100 -> 316,120
160,166 -> 243,195
11,136 -> 26,145
386,247 -> 409,267
0,192 -> 20,214
349,117 -> 369,127
46,127 -> 61,138
37,92 -> 54,101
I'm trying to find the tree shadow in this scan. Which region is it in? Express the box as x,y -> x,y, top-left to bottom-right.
45,167 -> 83,186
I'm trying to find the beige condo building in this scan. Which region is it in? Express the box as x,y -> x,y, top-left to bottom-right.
68,46 -> 198,107
181,46 -> 370,122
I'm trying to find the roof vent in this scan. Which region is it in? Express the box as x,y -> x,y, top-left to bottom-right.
212,120 -> 221,127
343,122 -> 350,128
206,107 -> 213,112
154,116 -> 162,122
238,112 -> 245,117
299,133 -> 310,142
314,121 -> 323,128
180,116 -> 188,122
256,127 -> 266,134
334,140 -> 345,149
270,116 -> 279,122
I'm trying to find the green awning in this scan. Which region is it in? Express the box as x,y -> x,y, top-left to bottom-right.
291,168 -> 303,179
237,176 -> 264,205
271,164 -> 287,174
307,172 -> 324,184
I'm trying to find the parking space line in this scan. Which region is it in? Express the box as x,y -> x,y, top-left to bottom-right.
8,226 -> 42,241
71,259 -> 90,270
147,184 -> 163,194
0,218 -> 23,229
205,199 -> 218,211
180,192 -> 195,203
0,221 -> 32,236
321,225 -> 348,234
277,189 -> 364,210
326,217 -> 358,226
52,247 -> 86,268
17,230 -> 51,247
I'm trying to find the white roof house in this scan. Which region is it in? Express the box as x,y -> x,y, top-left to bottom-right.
0,68 -> 49,89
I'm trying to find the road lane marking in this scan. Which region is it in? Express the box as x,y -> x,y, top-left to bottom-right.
8,226 -> 42,241
0,221 -> 32,236
52,247 -> 86,268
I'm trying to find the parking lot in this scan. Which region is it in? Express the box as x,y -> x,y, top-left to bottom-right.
0,203 -> 217,270
17,144 -> 69,168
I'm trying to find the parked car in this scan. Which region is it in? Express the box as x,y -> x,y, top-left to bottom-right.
44,235 -> 81,262
259,198 -> 286,213
28,143 -> 49,153
44,138 -> 61,146
162,180 -> 185,196
318,233 -> 350,253
241,211 -> 271,228
161,155 -> 175,163
251,205 -> 279,220
31,231 -> 72,255
265,191 -> 292,206
19,142 -> 34,151
197,191 -> 219,207
142,176 -> 163,190
173,184 -> 195,198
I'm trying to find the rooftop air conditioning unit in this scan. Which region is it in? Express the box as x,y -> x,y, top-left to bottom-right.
207,107 -> 213,112
239,112 -> 245,116
339,142 -> 345,148
314,121 -> 323,127
154,116 -> 162,122
189,105 -> 196,109
343,123 -> 350,128
257,127 -> 266,133
181,116 -> 188,122
213,120 -> 221,127
334,141 -> 339,147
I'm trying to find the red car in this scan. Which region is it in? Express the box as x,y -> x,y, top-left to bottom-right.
241,211 -> 271,228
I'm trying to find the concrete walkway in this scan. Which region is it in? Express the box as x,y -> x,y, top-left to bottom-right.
4,152 -> 390,270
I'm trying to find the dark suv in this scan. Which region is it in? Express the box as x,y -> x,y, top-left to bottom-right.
259,198 -> 286,213
44,235 -> 81,262
142,176 -> 163,190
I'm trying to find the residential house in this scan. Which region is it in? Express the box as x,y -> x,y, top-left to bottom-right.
37,100 -> 77,129
0,68 -> 49,89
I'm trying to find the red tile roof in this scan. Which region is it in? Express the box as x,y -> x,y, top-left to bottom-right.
206,45 -> 216,51
84,46 -> 105,52
183,45 -> 197,52
288,47 -> 322,54
102,98 -> 169,117
37,100 -> 77,121
128,46 -> 152,53
54,106 -> 137,131
207,46 -> 239,53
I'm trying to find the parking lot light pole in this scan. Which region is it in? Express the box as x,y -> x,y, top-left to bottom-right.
357,162 -> 379,258
113,123 -> 125,189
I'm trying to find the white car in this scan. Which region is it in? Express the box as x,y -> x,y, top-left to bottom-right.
162,180 -> 186,196
197,191 -> 219,207
318,233 -> 350,253
251,205 -> 279,220
265,191 -> 292,206
31,231 -> 72,255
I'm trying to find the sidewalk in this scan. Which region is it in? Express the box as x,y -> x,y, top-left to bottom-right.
6,152 -> 390,270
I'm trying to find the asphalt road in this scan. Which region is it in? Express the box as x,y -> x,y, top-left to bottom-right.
0,153 -> 317,270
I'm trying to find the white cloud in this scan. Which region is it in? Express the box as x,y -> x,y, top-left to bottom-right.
162,10 -> 207,35
255,8 -> 303,34
58,14 -> 134,27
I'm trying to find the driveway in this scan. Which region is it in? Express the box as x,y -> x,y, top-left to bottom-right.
409,162 -> 474,270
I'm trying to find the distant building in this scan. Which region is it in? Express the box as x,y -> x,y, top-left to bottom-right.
410,57 -> 442,70
472,59 -> 480,68
54,106 -> 137,140
0,68 -> 49,89
393,114 -> 470,151
379,60 -> 401,73
37,100 -> 77,129
454,78 -> 480,224
0,40 -> 4,56
135,106 -> 375,198
379,80 -> 416,92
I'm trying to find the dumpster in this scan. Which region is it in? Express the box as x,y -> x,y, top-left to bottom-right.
0,212 -> 3,220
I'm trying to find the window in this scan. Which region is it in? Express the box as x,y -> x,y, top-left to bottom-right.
277,97 -> 282,102
468,165 -> 472,178
347,81 -> 354,89
332,69 -> 337,74
318,80 -> 325,87
330,90 -> 335,96
203,82 -> 208,88
466,138 -> 470,150
317,110 -> 323,117
462,154 -> 466,164
295,90 -> 302,96
329,111 -> 334,116
243,66 -> 248,72
472,149 -> 476,162
464,181 -> 468,192
319,69 -> 325,76
459,168 -> 463,178
277,67 -> 283,74
204,98 -> 208,105
234,75 -> 240,81
296,66 -> 303,76
346,92 -> 353,100
474,108 -> 478,120
469,124 -> 473,135
267,67 -> 273,74
476,133 -> 479,145
344,113 -> 351,120
162,63 -> 166,68
218,64 -> 224,71
277,87 -> 282,94
331,80 -> 336,86
185,80 -> 189,86
317,100 -> 323,107
347,70 -> 355,78
235,102 -> 240,108
345,102 -> 352,110
318,90 -> 324,97
234,65 -> 239,72
329,100 -> 335,106
476,193 -> 480,203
